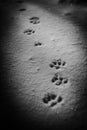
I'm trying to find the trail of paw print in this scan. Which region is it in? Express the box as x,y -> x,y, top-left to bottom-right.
29,17 -> 40,24
49,58 -> 66,70
24,29 -> 35,35
51,72 -> 68,86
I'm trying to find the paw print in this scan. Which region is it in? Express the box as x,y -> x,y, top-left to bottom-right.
24,29 -> 35,35
42,92 -> 57,104
29,17 -> 40,24
42,92 -> 63,108
51,73 -> 68,86
49,58 -> 66,70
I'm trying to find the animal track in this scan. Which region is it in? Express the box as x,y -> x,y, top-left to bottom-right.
51,72 -> 68,86
49,58 -> 66,70
24,29 -> 35,35
29,17 -> 40,24
42,92 -> 57,104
